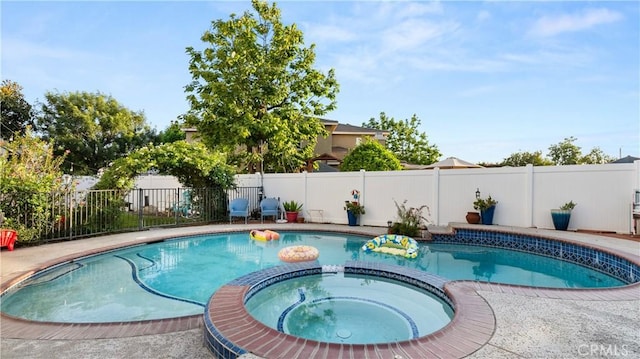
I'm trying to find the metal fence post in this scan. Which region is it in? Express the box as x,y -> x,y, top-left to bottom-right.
138,188 -> 144,230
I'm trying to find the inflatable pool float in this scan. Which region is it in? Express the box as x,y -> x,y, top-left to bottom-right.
362,234 -> 419,258
250,230 -> 280,241
278,245 -> 319,263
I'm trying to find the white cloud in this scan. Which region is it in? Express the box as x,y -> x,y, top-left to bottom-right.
476,10 -> 491,22
392,1 -> 444,19
2,37 -> 86,61
529,8 -> 623,37
382,19 -> 459,52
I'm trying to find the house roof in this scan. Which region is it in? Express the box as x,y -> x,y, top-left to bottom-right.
333,124 -> 388,135
611,155 -> 640,164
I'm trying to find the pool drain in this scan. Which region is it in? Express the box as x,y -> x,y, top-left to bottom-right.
336,329 -> 352,339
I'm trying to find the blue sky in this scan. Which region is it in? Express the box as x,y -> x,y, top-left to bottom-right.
3,1 -> 639,163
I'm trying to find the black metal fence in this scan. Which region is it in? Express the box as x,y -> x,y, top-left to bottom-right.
3,186 -> 262,244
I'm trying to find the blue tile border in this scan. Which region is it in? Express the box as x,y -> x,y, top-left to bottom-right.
431,229 -> 640,284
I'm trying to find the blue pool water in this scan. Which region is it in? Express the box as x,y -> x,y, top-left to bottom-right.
0,231 -> 626,322
245,273 -> 453,344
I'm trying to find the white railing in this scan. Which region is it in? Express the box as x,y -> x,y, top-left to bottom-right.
240,161 -> 640,234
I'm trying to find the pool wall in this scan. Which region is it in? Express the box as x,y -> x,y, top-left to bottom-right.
203,261 -> 494,359
432,228 -> 640,284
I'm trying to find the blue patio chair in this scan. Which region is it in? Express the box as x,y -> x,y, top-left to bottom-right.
172,190 -> 193,217
229,198 -> 249,224
260,198 -> 279,223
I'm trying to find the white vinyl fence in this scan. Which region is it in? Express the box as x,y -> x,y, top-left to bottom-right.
237,162 -> 640,234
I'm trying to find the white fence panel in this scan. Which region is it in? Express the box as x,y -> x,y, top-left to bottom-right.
218,161 -> 640,233
532,164 -> 637,232
360,170 -> 435,227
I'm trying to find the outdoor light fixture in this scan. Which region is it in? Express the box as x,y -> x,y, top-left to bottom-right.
475,188 -> 481,199
387,220 -> 392,228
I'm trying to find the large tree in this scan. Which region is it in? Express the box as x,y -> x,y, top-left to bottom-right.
580,147 -> 616,164
184,0 -> 338,173
363,112 -> 440,165
38,91 -> 157,175
158,120 -> 186,144
340,139 -> 403,172
0,80 -> 36,140
547,136 -> 582,165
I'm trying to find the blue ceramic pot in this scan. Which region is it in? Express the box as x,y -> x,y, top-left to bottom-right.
481,206 -> 496,225
347,210 -> 359,226
551,210 -> 571,230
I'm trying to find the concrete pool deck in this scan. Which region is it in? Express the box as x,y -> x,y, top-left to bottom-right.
1,223 -> 639,358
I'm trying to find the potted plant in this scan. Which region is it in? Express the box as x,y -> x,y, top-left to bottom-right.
343,189 -> 364,226
282,200 -> 303,223
388,200 -> 430,237
344,201 -> 365,226
551,201 -> 576,231
466,211 -> 481,224
473,195 -> 498,225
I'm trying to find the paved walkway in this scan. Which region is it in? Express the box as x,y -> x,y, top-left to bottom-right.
1,224 -> 639,358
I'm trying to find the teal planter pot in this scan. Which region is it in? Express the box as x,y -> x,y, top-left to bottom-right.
551,209 -> 572,230
480,206 -> 496,225
347,211 -> 359,226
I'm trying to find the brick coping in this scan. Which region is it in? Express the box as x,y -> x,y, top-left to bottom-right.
204,262 -> 494,359
1,226 -> 639,343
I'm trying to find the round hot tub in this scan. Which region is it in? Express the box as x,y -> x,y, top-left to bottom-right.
245,272 -> 452,344
203,261 -> 471,358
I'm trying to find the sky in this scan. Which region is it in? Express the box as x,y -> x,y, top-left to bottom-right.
2,0 -> 639,164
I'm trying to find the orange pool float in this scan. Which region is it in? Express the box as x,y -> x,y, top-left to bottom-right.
278,245 -> 319,263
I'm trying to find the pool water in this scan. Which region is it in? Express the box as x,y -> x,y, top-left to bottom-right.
245,273 -> 453,344
0,231 -> 626,322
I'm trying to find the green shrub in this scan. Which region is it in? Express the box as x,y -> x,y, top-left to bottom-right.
389,199 -> 430,237
0,129 -> 68,244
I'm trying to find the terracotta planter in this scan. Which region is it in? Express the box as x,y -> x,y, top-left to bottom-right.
466,212 -> 481,224
285,211 -> 298,223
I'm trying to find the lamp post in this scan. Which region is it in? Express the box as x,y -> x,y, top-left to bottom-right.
476,188 -> 481,199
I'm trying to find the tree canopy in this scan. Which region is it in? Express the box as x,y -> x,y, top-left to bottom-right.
547,136 -> 582,165
158,120 -> 186,144
499,137 -> 617,166
362,112 -> 440,165
0,80 -> 36,140
38,91 -> 157,175
500,150 -> 553,167
183,0 -> 339,173
95,140 -> 236,191
340,139 -> 403,172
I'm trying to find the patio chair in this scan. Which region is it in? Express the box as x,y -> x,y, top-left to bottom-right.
0,229 -> 17,251
260,197 -> 280,223
229,198 -> 249,224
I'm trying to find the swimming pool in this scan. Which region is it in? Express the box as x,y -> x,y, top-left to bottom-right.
0,230 -> 634,323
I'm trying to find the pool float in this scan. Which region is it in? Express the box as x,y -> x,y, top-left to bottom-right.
362,234 -> 419,258
278,245 -> 319,263
250,229 -> 280,241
